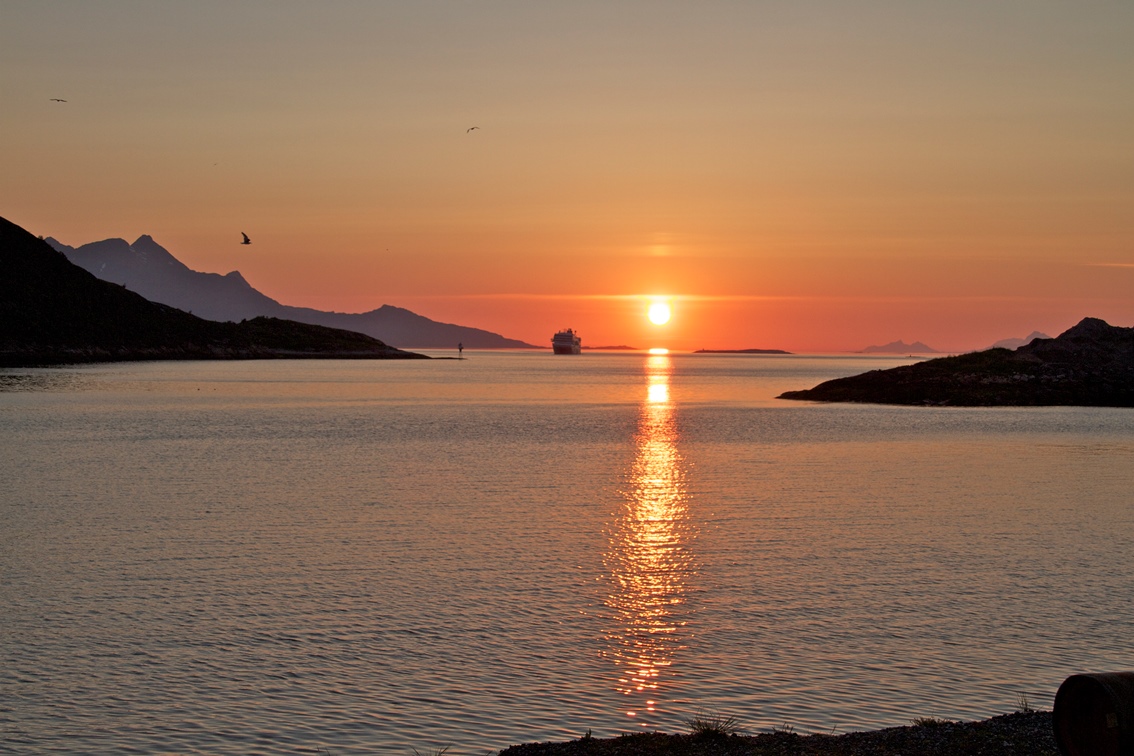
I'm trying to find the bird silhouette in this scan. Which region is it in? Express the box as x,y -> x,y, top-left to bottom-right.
241,232 -> 251,245
49,98 -> 67,103
466,126 -> 480,133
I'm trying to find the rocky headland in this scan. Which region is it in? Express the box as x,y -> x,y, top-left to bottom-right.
45,233 -> 536,349
0,216 -> 427,366
778,318 -> 1134,407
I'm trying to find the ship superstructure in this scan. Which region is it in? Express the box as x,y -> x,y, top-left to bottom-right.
552,329 -> 582,354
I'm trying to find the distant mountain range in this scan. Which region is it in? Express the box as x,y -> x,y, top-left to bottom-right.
987,331 -> 1051,350
45,235 -> 538,349
781,318 -> 1134,407
1,216 -> 425,366
862,332 -> 1053,355
860,340 -> 938,354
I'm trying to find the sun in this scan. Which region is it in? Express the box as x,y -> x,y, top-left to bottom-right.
647,301 -> 672,325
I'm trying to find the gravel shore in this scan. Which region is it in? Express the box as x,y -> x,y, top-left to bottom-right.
498,711 -> 1057,756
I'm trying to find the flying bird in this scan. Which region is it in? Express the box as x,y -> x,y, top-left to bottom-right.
466,126 -> 480,133
241,232 -> 251,245
49,98 -> 67,102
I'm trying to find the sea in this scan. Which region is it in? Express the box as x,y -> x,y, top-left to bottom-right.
2,351 -> 1133,755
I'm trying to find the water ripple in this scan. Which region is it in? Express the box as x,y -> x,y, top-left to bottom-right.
2,357 -> 1133,753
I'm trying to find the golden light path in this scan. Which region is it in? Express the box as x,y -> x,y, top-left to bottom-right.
603,353 -> 698,728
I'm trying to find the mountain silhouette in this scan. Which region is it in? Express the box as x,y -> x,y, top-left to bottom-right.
780,318 -> 1134,407
1,216 -> 426,366
987,331 -> 1051,350
46,235 -> 537,349
860,339 -> 938,354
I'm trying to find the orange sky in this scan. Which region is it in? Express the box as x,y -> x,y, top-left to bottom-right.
3,2 -> 1132,351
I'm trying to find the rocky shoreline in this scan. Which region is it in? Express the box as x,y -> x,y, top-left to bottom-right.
779,317 -> 1134,407
498,711 -> 1057,756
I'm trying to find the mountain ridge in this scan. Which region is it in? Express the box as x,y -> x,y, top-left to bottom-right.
46,235 -> 538,349
2,217 -> 426,366
860,339 -> 938,354
987,330 -> 1051,351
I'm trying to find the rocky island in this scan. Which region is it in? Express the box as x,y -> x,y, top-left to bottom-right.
695,348 -> 792,354
778,318 -> 1134,407
0,216 -> 426,366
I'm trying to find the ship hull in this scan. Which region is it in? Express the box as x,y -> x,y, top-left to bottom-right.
551,329 -> 582,354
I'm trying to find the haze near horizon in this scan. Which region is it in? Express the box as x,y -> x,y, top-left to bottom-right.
3,1 -> 1132,352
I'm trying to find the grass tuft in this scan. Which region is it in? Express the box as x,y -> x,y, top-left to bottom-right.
911,717 -> 952,727
686,710 -> 743,737
1017,692 -> 1035,713
412,747 -> 451,756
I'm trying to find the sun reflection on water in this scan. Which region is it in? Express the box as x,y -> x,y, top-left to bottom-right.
603,354 -> 698,727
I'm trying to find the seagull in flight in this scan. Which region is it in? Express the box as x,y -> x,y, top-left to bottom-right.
241,232 -> 251,245
50,98 -> 67,102
466,126 -> 480,133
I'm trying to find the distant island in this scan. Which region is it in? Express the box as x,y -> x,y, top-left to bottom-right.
0,216 -> 426,366
45,234 -> 537,349
987,330 -> 1050,350
860,339 -> 938,354
779,318 -> 1134,407
695,348 -> 792,354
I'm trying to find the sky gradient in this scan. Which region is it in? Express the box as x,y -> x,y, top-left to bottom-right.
3,1 -> 1133,351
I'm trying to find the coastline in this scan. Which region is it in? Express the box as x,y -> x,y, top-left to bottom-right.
498,711 -> 1056,756
0,217 -> 428,366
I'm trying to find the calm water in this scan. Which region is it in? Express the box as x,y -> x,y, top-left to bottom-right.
2,352 -> 1133,754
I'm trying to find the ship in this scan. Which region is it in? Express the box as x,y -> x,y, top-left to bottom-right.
551,328 -> 582,354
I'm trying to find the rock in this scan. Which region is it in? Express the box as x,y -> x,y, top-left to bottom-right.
778,318 -> 1134,407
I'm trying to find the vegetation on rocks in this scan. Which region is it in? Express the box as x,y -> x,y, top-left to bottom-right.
497,711 -> 1056,756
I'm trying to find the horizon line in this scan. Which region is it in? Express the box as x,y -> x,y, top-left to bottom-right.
376,293 -> 1127,304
